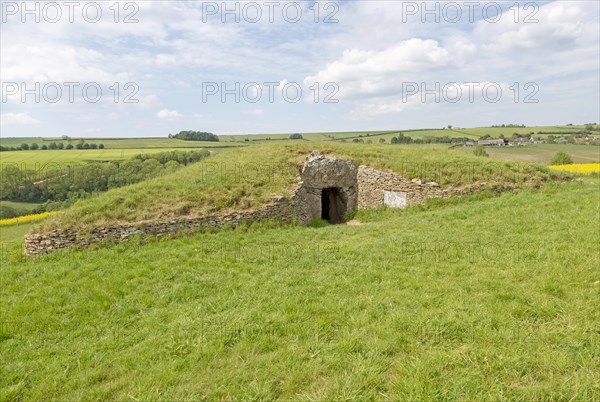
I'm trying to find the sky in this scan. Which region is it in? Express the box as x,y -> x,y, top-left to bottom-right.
1,0 -> 599,137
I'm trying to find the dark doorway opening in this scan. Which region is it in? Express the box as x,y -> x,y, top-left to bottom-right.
321,187 -> 346,224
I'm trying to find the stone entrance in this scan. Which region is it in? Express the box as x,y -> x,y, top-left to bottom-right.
294,151 -> 358,224
321,187 -> 346,223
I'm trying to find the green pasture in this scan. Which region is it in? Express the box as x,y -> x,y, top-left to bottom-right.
1,178 -> 598,400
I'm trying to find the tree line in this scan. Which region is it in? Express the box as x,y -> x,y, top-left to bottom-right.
0,141 -> 105,152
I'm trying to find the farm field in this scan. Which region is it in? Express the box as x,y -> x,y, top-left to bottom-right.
1,177 -> 598,400
549,163 -> 600,174
331,126 -> 597,143
2,125 -> 594,150
482,144 -> 600,164
0,201 -> 41,212
0,148 -> 217,168
220,125 -> 594,143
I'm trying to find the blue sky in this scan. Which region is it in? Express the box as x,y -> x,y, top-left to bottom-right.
1,0 -> 598,137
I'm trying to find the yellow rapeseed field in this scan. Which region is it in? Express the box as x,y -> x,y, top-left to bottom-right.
0,211 -> 58,226
549,163 -> 600,174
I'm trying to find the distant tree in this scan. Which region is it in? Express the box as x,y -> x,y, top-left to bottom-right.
49,142 -> 58,150
30,143 -> 39,150
90,143 -> 98,149
41,145 -> 48,150
289,133 -> 303,140
61,135 -> 70,140
75,143 -> 83,149
551,151 -> 573,165
66,144 -> 74,150
83,143 -> 91,149
98,144 -> 105,149
172,131 -> 219,142
58,142 -> 64,149
379,138 -> 386,143
473,145 -> 489,157
447,125 -> 452,129
21,143 -> 29,150
390,132 -> 413,144
168,133 -> 173,138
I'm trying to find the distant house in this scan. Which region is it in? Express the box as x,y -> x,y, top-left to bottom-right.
465,141 -> 477,147
478,139 -> 508,146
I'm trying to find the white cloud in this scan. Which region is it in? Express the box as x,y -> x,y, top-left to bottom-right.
243,108 -> 264,116
137,94 -> 160,108
157,109 -> 183,120
0,43 -> 127,84
0,113 -> 40,126
304,39 -> 453,99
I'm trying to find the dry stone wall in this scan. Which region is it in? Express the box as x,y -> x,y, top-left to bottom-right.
357,165 -> 517,209
358,166 -> 445,208
24,198 -> 295,255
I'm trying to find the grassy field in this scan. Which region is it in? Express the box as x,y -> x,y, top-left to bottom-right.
1,178 -> 598,400
473,144 -> 600,164
0,221 -> 38,244
0,148 -> 221,169
0,201 -> 41,212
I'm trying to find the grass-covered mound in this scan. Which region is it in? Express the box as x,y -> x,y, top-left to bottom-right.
1,179 -> 598,400
35,142 -> 567,234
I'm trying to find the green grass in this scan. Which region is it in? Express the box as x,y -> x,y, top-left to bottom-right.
1,178 -> 598,400
35,142 -> 563,234
0,148 -> 220,169
0,221 -> 38,245
0,201 -> 41,213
